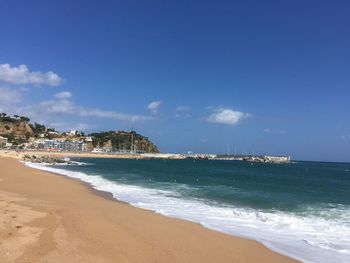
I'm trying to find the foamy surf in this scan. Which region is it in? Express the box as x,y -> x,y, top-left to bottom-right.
26,160 -> 94,166
25,162 -> 350,263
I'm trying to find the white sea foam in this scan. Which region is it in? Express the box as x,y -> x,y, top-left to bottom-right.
26,162 -> 350,263
33,160 -> 94,166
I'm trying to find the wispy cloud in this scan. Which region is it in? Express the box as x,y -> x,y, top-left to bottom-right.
207,107 -> 250,126
19,92 -> 153,123
0,64 -> 63,86
147,101 -> 162,114
48,122 -> 91,132
175,105 -> 191,118
54,91 -> 72,99
341,134 -> 350,140
176,105 -> 191,112
78,108 -> 153,122
263,128 -> 287,135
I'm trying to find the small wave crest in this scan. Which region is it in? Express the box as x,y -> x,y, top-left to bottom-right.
33,160 -> 94,166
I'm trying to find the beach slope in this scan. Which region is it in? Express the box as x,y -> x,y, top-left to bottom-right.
0,157 -> 296,262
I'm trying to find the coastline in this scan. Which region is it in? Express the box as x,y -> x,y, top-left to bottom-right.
0,149 -> 149,160
0,155 -> 297,262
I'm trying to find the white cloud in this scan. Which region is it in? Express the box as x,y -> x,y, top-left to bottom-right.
147,101 -> 162,114
38,98 -> 76,115
78,108 -> 153,122
0,64 -> 63,86
175,112 -> 191,119
49,122 -> 91,132
207,107 -> 250,126
176,105 -> 191,112
0,87 -> 25,112
175,105 -> 191,118
263,128 -> 271,133
20,92 -> 153,123
55,91 -> 72,99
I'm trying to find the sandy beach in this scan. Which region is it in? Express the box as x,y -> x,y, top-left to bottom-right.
0,156 -> 297,262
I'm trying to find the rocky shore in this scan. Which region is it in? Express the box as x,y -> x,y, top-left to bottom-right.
23,154 -> 68,164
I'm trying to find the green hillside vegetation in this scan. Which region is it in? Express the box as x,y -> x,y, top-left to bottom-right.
89,131 -> 159,153
0,113 -> 30,123
0,113 -> 33,145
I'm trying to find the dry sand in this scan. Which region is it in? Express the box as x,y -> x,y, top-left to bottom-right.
0,156 -> 297,262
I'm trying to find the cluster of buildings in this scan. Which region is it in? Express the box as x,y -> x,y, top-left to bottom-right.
0,136 -> 14,149
32,130 -> 93,152
36,139 -> 87,152
0,133 -> 90,152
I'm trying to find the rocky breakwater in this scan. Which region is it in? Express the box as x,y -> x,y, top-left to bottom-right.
23,154 -> 69,164
243,155 -> 291,164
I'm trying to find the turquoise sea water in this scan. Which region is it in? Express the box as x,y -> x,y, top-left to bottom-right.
27,158 -> 350,262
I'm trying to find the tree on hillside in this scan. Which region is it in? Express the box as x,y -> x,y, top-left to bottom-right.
25,131 -> 31,140
20,116 -> 30,122
5,133 -> 15,143
30,122 -> 46,137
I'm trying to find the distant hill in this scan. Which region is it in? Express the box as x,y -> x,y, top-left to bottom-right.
89,130 -> 160,153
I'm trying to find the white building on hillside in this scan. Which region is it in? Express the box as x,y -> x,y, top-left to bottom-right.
69,130 -> 79,136
84,136 -> 93,142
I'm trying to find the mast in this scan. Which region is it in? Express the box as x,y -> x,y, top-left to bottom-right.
131,127 -> 134,153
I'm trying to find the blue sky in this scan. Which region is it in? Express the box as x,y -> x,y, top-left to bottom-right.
0,1 -> 350,162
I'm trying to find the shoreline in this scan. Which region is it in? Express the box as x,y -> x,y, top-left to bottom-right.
0,149 -> 149,160
0,155 -> 297,262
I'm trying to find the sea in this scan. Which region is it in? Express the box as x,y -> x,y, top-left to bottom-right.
26,158 -> 350,263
